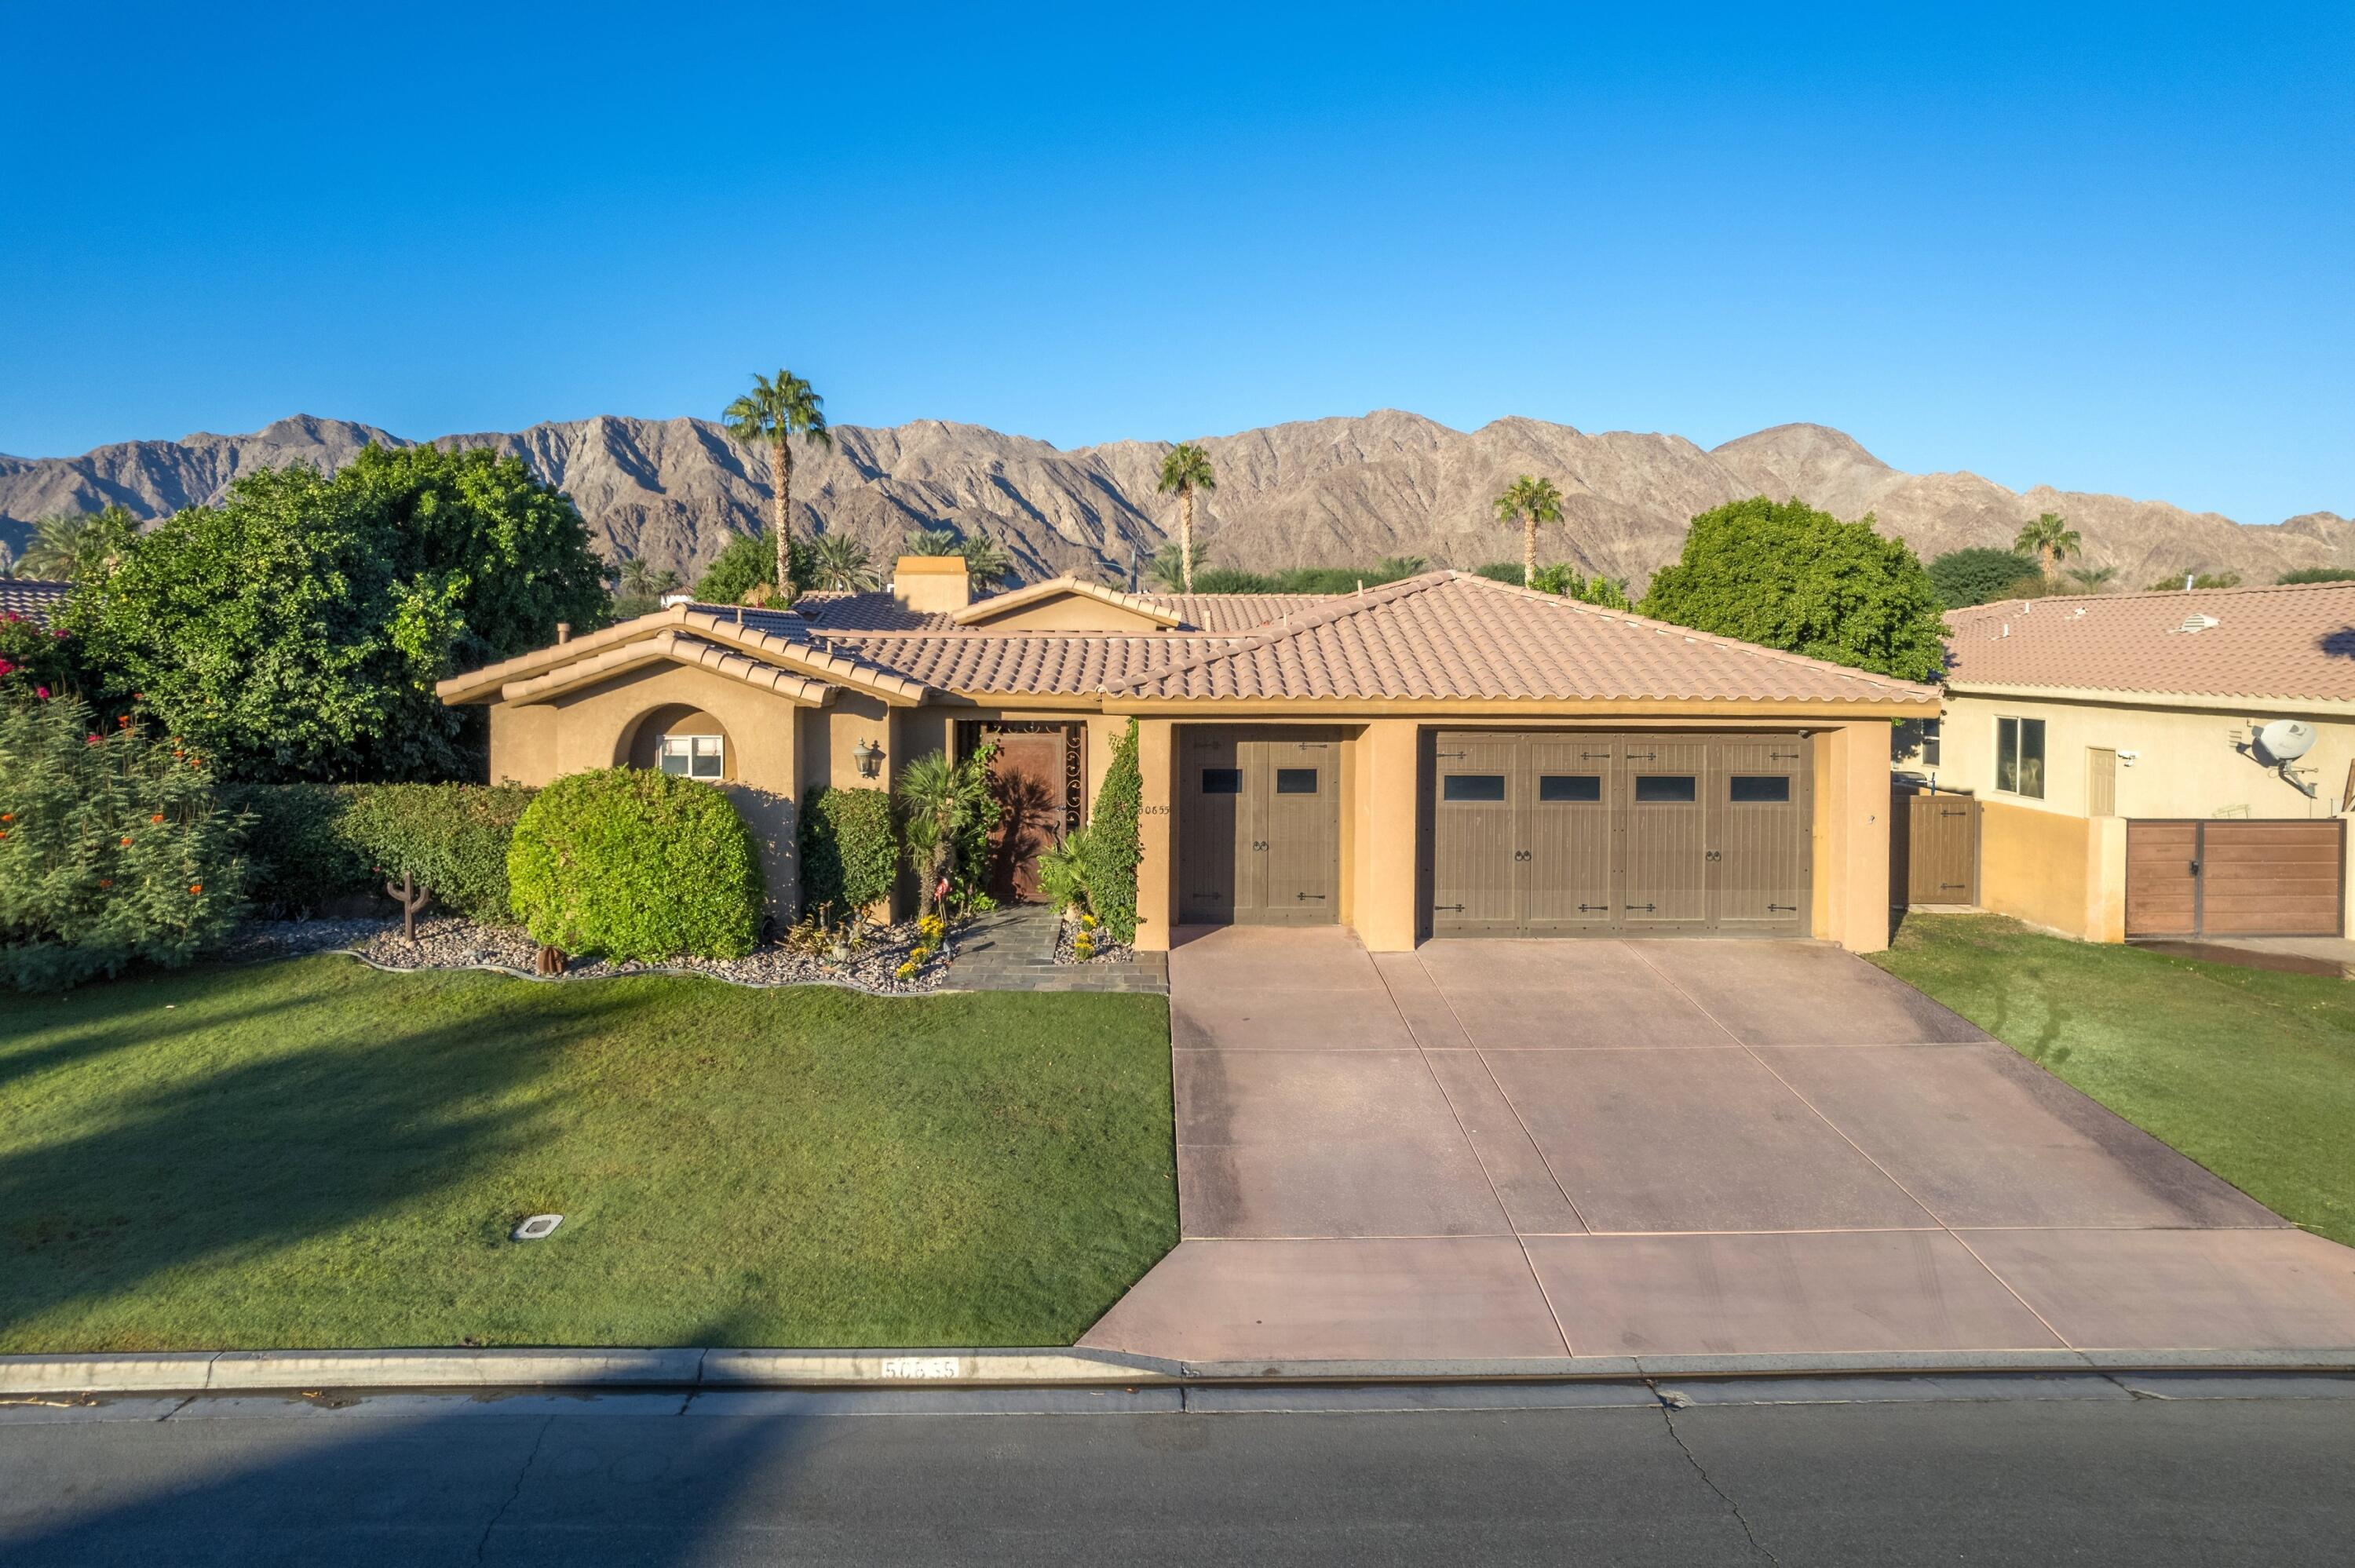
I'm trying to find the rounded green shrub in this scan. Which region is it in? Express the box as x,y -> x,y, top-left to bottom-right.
798,786 -> 897,919
507,768 -> 763,961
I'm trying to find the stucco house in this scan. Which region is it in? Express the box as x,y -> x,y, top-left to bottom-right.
438,557 -> 1935,954
1896,582 -> 2355,943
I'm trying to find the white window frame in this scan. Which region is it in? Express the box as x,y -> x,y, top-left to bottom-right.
1995,716 -> 2045,800
659,733 -> 725,781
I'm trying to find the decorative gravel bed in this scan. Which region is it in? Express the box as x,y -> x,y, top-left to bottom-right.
225,916 -> 957,994
1053,913 -> 1135,967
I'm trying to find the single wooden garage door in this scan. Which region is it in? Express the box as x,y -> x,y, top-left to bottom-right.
2127,819 -> 2344,938
1426,732 -> 1812,938
1178,727 -> 1340,925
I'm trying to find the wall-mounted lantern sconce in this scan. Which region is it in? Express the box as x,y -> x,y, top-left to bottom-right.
853,738 -> 885,779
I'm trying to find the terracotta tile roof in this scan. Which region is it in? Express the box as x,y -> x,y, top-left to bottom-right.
500,631 -> 839,706
949,576 -> 1183,627
817,632 -> 1255,695
1104,572 -> 1937,704
1943,582 -> 2355,702
0,578 -> 71,625
790,587 -> 1323,634
437,603 -> 931,706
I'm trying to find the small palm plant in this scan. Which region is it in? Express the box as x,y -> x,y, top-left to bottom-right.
904,527 -> 961,557
722,370 -> 831,600
2065,563 -> 2117,591
957,534 -> 1015,594
1147,540 -> 1207,592
1493,476 -> 1566,587
16,505 -> 140,580
811,533 -> 878,592
1156,443 -> 1217,594
2015,512 -> 2083,578
893,746 -> 1002,918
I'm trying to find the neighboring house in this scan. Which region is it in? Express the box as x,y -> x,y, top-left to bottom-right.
440,557 -> 1935,954
0,579 -> 71,624
1898,582 -> 2355,942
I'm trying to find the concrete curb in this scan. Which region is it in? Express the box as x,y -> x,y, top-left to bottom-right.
8,1345 -> 2355,1398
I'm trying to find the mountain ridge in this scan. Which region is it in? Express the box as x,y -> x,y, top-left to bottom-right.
2,410 -> 2346,591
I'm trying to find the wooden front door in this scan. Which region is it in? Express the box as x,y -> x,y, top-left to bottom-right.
972,724 -> 1080,905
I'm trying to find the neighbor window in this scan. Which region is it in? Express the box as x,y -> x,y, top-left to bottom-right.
1538,775 -> 1602,802
1200,768 -> 1243,795
1728,775 -> 1791,804
1275,768 -> 1320,794
1633,775 -> 1697,803
1919,719 -> 1942,768
659,734 -> 724,781
1995,717 -> 2046,798
1442,774 -> 1507,802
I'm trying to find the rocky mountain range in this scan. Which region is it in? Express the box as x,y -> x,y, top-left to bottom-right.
3,410 -> 2346,593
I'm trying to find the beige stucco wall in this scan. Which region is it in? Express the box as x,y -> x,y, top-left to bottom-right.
1914,691 -> 2353,823
1133,718 -> 1176,951
1811,721 -> 1895,954
960,597 -> 1168,633
486,662 -> 804,919
1978,797 -> 2127,941
1351,720 -> 1422,952
1906,689 -> 2353,941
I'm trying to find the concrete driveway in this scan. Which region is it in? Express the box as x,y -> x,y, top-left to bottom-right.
1081,927 -> 2355,1363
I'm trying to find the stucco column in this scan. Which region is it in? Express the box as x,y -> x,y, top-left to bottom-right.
1824,721 -> 1893,954
1131,717 -> 1175,951
1355,719 -> 1422,952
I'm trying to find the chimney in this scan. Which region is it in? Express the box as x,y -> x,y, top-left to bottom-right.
893,555 -> 971,615
555,622 -> 571,644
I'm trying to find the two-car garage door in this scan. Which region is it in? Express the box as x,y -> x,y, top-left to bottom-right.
1426,731 -> 1813,937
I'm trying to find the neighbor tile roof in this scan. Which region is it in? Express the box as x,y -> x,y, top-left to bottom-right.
1943,582 -> 2355,702
1104,572 -> 1937,703
0,578 -> 70,624
790,587 -> 1322,634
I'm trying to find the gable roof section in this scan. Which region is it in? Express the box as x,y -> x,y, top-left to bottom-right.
947,576 -> 1185,629
1104,572 -> 1937,704
1944,582 -> 2355,703
795,585 -> 1329,634
500,631 -> 839,706
0,578 -> 71,625
436,604 -> 932,706
816,632 -> 1256,695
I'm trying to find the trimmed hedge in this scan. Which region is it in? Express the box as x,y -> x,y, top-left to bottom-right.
508,768 -> 764,961
1090,720 -> 1143,944
798,786 -> 897,919
227,782 -> 534,921
1,695 -> 246,990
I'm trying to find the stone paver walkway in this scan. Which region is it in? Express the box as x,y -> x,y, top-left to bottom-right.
946,906 -> 1167,994
1082,925 -> 2355,1363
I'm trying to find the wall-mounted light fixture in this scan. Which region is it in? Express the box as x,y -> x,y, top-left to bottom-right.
853,738 -> 885,779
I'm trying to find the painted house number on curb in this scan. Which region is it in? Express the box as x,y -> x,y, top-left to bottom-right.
880,1357 -> 962,1380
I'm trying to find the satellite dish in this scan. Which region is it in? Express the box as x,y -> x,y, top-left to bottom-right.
2255,720 -> 2318,765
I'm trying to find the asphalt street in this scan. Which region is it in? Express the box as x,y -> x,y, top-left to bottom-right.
3,1376 -> 2352,1565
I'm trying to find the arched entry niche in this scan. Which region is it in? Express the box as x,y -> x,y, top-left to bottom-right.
619,703 -> 737,782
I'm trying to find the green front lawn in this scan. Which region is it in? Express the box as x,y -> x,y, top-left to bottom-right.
0,958 -> 1176,1353
1871,913 -> 2355,1247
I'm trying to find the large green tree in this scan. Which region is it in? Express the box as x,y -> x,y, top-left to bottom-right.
1492,475 -> 1565,586
695,530 -> 814,604
69,444 -> 608,782
1639,497 -> 1946,683
1926,546 -> 2042,609
1156,443 -> 1216,594
723,370 -> 831,600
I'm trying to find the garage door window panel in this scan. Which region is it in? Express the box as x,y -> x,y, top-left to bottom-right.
1443,774 -> 1508,802
1633,775 -> 1698,804
1538,775 -> 1602,802
1728,775 -> 1791,804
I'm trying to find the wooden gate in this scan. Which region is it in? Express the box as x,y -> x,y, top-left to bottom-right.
2127,819 -> 2345,939
1897,791 -> 1980,906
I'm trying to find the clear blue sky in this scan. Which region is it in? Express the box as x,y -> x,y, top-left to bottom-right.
4,2 -> 2347,523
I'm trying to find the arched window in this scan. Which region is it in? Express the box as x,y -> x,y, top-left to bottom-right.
623,704 -> 734,782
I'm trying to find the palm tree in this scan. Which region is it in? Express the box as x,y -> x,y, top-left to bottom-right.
1156,443 -> 1216,595
1492,476 -> 1566,586
17,505 -> 139,580
811,532 -> 878,592
2065,563 -> 2118,591
904,527 -> 960,557
2015,512 -> 2083,578
722,370 -> 831,600
1148,540 -> 1206,592
957,534 -> 1014,594
615,557 -> 682,600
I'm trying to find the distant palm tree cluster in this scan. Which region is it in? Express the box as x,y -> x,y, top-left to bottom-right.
5,504 -> 140,580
